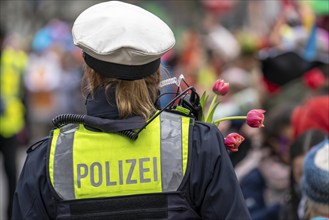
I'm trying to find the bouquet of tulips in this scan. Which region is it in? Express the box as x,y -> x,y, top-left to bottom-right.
200,79 -> 265,152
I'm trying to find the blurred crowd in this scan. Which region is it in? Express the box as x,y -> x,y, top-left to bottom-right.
0,0 -> 328,220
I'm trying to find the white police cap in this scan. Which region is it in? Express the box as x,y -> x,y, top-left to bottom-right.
72,1 -> 175,80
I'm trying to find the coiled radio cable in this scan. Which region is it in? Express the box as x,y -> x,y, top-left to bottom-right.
52,114 -> 138,140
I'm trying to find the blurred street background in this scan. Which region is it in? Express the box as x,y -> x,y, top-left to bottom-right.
0,0 -> 328,219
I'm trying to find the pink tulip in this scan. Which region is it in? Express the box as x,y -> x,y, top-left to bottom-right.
224,133 -> 245,152
246,109 -> 266,128
212,79 -> 229,96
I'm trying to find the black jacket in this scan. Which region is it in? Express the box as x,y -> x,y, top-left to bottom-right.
12,89 -> 251,220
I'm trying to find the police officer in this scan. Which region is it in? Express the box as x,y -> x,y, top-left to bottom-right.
0,29 -> 28,219
12,1 -> 251,219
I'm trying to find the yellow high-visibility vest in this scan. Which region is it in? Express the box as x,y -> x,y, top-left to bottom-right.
0,47 -> 28,137
49,111 -> 191,200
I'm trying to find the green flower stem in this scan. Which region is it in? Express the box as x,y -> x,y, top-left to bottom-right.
205,94 -> 218,122
214,116 -> 247,125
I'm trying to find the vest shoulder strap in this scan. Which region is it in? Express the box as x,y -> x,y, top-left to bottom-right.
27,136 -> 51,153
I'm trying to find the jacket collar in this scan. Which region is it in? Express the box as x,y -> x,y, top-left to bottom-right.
85,87 -> 146,132
86,87 -> 119,119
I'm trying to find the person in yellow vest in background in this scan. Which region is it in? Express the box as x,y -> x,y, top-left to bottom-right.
12,1 -> 251,219
0,28 -> 28,219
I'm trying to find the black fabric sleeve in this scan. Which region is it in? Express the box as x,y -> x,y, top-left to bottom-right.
12,139 -> 55,220
189,122 -> 251,220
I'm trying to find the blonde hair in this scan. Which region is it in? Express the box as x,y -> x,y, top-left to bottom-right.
304,199 -> 329,219
82,65 -> 160,119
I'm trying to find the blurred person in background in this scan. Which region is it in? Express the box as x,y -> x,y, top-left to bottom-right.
239,103 -> 296,220
24,19 -> 85,141
291,63 -> 329,140
0,28 -> 28,219
258,0 -> 329,111
279,129 -> 327,220
280,57 -> 328,220
12,1 -> 251,219
285,61 -> 328,220
300,139 -> 329,220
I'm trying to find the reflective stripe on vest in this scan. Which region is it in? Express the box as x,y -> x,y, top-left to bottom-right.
49,111 -> 191,200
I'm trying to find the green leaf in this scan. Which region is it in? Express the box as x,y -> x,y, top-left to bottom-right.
200,91 -> 209,122
205,95 -> 217,122
200,91 -> 207,109
206,101 -> 220,123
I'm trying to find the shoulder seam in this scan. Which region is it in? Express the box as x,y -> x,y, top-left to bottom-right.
26,136 -> 51,153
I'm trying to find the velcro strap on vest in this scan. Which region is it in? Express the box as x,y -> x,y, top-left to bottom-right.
67,194 -> 168,220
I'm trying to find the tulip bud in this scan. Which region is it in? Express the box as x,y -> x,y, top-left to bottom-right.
224,133 -> 245,152
246,109 -> 265,128
212,79 -> 229,96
